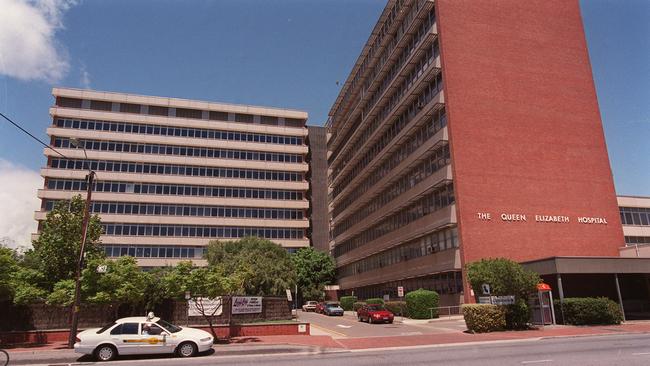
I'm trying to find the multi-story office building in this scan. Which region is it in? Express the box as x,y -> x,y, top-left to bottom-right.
618,196 -> 650,257
305,126 -> 330,253
35,87 -> 310,266
327,0 -> 649,310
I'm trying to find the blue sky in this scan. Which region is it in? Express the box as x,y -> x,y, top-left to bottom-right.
0,0 -> 648,198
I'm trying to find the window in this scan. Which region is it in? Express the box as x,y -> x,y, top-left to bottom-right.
148,105 -> 169,116
176,108 -> 202,119
120,103 -> 141,114
209,111 -> 228,121
235,113 -> 254,123
90,100 -> 112,111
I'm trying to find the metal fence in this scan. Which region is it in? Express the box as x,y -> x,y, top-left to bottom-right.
430,305 -> 462,319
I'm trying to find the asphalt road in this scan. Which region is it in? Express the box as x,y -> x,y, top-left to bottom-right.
300,310 -> 467,337
9,333 -> 650,366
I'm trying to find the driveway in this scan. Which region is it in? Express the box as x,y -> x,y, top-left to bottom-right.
298,310 -> 467,338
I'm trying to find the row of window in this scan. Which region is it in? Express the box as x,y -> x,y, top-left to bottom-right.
341,271 -> 464,299
333,108 -> 447,217
333,183 -> 455,258
50,158 -> 304,182
334,144 -> 450,236
625,236 -> 650,245
102,224 -> 305,239
45,200 -> 305,220
103,245 -> 205,258
45,179 -> 304,200
332,41 -> 442,187
54,118 -> 305,145
332,73 -> 445,200
337,227 -> 458,278
620,207 -> 650,226
328,0 -> 419,138
53,137 -> 304,163
56,97 -> 305,128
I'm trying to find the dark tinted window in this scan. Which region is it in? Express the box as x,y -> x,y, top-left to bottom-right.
109,324 -> 122,335
97,322 -> 116,334
111,322 -> 139,335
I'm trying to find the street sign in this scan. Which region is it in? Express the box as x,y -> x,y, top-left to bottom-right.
184,291 -> 191,300
286,289 -> 293,302
481,283 -> 491,295
397,286 -> 404,297
491,295 -> 515,305
96,265 -> 107,273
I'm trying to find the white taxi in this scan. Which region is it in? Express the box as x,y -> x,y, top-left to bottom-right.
74,313 -> 214,361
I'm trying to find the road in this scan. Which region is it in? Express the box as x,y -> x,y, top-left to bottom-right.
299,310 -> 467,338
9,333 -> 650,366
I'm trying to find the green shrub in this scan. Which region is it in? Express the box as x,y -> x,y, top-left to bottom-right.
385,300 -> 408,317
405,288 -> 439,319
463,304 -> 506,333
505,298 -> 531,329
339,296 -> 357,311
352,301 -> 366,312
559,297 -> 623,325
365,297 -> 385,305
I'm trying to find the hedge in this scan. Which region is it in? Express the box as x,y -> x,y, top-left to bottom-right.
365,298 -> 385,305
340,296 -> 357,311
385,300 -> 408,317
353,301 -> 366,312
505,298 -> 531,329
405,288 -> 439,319
557,297 -> 623,325
462,304 -> 506,333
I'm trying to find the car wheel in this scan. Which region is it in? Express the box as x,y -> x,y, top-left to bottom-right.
94,344 -> 117,362
388,320 -> 393,324
177,341 -> 198,358
368,317 -> 373,324
358,315 -> 362,322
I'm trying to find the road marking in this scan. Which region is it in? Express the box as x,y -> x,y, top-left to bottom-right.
632,352 -> 650,355
310,323 -> 348,337
337,325 -> 352,328
521,360 -> 553,364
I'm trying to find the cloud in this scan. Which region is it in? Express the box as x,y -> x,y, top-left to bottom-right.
80,63 -> 90,89
0,159 -> 42,249
0,0 -> 78,83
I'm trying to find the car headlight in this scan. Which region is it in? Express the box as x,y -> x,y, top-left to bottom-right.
200,337 -> 212,342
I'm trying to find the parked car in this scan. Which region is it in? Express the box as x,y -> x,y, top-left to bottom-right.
323,303 -> 344,316
74,313 -> 213,361
315,302 -> 326,314
302,301 -> 319,312
357,303 -> 394,324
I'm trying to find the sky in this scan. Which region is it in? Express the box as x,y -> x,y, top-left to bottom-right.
0,0 -> 648,248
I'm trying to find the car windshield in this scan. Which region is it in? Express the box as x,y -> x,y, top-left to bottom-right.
326,304 -> 340,308
156,319 -> 182,333
96,322 -> 116,334
368,305 -> 384,311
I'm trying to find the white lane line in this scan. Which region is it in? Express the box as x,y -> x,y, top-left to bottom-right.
521,360 -> 553,364
633,352 -> 650,355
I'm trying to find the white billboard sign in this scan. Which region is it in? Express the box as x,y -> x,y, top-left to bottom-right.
188,297 -> 223,317
232,296 -> 263,314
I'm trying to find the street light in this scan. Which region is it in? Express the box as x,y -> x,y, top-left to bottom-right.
67,138 -> 96,349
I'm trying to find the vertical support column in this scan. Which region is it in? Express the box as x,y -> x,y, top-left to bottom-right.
614,273 -> 626,322
557,274 -> 565,323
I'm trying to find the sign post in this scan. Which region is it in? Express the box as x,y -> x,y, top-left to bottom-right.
397,286 -> 405,319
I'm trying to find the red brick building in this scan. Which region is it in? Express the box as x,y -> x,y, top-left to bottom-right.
326,0 -> 649,316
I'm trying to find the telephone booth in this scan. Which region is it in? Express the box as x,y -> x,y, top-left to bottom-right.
530,283 -> 556,325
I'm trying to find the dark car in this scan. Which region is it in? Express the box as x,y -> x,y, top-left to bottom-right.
323,303 -> 344,316
357,303 -> 394,324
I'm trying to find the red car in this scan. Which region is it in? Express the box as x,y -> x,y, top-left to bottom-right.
357,303 -> 394,324
315,302 -> 326,314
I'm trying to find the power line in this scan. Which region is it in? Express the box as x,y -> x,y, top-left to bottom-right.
0,111 -> 68,159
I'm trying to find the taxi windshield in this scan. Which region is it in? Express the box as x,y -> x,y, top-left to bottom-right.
156,319 -> 182,333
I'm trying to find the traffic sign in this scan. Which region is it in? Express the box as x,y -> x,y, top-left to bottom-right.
481,283 -> 491,295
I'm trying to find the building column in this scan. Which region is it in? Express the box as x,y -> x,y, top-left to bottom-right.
556,274 -> 565,302
614,273 -> 626,322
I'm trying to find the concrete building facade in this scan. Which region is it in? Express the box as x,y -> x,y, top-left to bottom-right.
618,196 -> 650,258
306,126 -> 330,253
36,87 -> 310,266
326,0 -> 630,307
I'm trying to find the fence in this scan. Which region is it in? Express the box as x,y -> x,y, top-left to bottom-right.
430,305 -> 462,319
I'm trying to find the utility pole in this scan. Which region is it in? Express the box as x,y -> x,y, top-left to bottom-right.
68,139 -> 95,348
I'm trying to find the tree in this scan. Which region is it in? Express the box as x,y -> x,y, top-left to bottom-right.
0,247 -> 18,301
31,196 -> 104,290
184,266 -> 236,340
11,266 -> 49,305
205,237 -> 296,296
466,258 -> 541,329
291,247 -> 335,302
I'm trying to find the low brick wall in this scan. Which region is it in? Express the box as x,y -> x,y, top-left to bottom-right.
0,323 -> 309,346
174,297 -> 292,325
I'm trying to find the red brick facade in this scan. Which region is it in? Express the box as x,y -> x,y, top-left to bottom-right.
435,0 -> 624,301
